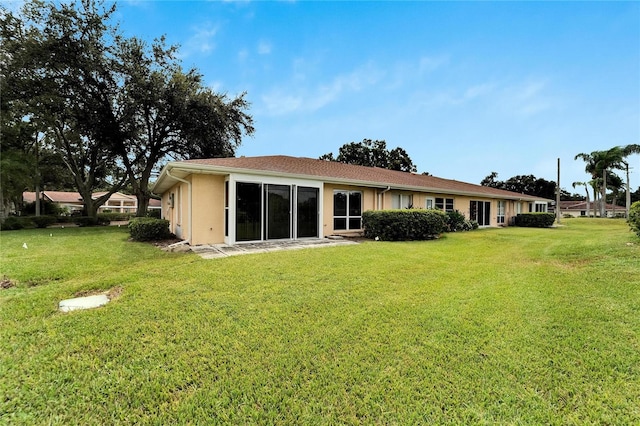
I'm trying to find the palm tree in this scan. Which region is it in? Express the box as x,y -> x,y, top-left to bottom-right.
576,148 -> 625,217
572,181 -> 591,217
621,144 -> 640,217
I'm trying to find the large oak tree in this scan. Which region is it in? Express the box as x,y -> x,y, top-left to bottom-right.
1,0 -> 254,217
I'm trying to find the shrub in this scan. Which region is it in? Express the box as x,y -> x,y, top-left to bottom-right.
628,201 -> 640,237
21,200 -> 64,216
129,217 -> 172,241
515,213 -> 556,228
74,216 -> 111,227
146,209 -> 161,219
462,219 -> 479,231
31,215 -> 58,229
445,210 -> 467,232
98,212 -> 134,222
1,217 -> 32,231
362,209 -> 447,241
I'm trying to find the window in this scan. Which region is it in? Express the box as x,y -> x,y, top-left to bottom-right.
391,193 -> 413,209
435,197 -> 454,212
425,197 -> 434,209
497,201 -> 505,224
530,202 -> 547,212
334,190 -> 362,230
516,202 -> 522,215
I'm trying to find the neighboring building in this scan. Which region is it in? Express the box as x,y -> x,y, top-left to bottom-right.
559,200 -> 622,218
152,155 -> 550,246
22,191 -> 160,214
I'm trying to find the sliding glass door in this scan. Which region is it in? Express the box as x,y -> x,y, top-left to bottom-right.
234,182 -> 319,242
236,182 -> 262,241
470,200 -> 491,227
265,184 -> 291,240
297,187 -> 319,238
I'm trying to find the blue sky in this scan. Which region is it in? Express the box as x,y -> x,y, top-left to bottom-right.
115,2 -> 638,191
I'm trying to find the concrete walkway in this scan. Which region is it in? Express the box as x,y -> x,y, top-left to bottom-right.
189,238 -> 359,259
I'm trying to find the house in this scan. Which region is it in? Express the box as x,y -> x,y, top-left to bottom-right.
558,200 -> 622,218
152,155 -> 550,246
22,191 -> 161,214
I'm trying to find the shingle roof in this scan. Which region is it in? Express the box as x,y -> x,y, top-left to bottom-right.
22,191 -> 84,203
157,155 -> 548,201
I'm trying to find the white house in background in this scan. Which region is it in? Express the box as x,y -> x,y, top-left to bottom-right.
22,191 -> 161,214
558,200 -> 622,218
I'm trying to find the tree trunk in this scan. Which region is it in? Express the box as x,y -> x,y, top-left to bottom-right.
136,193 -> 150,217
585,189 -> 590,218
626,164 -> 631,219
601,169 -> 607,218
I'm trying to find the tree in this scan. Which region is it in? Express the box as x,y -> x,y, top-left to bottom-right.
621,144 -> 640,217
479,172 -> 556,199
2,0 -> 254,217
320,139 -> 417,172
2,0 -> 128,217
112,37 -> 254,216
572,181 -> 591,217
575,149 -> 623,217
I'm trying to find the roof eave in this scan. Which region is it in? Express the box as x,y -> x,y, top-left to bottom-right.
152,162 -> 549,202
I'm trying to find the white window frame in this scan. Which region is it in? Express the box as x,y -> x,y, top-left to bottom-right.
425,197 -> 435,209
391,193 -> 413,209
497,200 -> 505,224
435,197 -> 454,212
333,190 -> 363,230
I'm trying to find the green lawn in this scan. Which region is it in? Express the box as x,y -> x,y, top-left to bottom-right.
1,219 -> 639,424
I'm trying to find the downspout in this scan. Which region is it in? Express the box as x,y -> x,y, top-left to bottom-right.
378,186 -> 391,210
166,168 -> 192,245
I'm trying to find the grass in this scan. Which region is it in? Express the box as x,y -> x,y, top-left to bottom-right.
1,219 -> 639,424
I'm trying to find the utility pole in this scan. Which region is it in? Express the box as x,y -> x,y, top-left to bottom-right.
556,158 -> 561,224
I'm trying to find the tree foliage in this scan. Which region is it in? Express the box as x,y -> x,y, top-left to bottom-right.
1,0 -> 254,217
320,139 -> 417,172
480,172 -> 556,199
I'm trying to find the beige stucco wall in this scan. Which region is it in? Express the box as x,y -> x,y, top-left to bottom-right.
191,174 -> 226,245
376,190 -> 531,227
161,178 -> 191,240
161,174 -> 226,245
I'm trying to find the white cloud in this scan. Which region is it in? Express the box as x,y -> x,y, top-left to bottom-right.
501,80 -> 553,118
261,62 -> 385,115
418,55 -> 449,73
237,48 -> 249,62
257,40 -> 272,55
180,24 -> 219,58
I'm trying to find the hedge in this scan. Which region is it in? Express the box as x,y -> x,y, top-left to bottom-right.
362,209 -> 447,241
514,213 -> 556,228
628,201 -> 640,237
0,217 -> 31,231
32,215 -> 58,228
129,218 -> 173,241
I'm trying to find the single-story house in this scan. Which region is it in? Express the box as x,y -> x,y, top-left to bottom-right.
558,200 -> 622,218
22,191 -> 160,214
152,155 -> 550,246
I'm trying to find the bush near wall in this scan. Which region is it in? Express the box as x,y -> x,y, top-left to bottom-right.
362,209 -> 447,241
628,201 -> 640,237
129,218 -> 173,241
515,213 -> 556,228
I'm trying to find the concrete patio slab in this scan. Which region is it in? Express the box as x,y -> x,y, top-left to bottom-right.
193,238 -> 359,259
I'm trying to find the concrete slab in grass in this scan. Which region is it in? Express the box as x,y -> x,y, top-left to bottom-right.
59,294 -> 110,312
